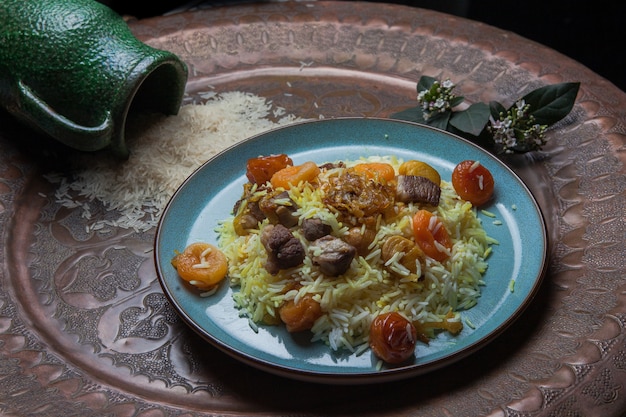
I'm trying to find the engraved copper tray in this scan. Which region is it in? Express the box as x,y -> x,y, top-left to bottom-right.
1,2 -> 625,416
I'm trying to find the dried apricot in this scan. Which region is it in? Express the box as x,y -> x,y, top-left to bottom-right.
352,162 -> 396,182
246,154 -> 293,185
412,209 -> 452,262
270,161 -> 320,190
451,160 -> 494,206
279,294 -> 323,332
171,242 -> 228,290
399,160 -> 441,185
369,312 -> 417,364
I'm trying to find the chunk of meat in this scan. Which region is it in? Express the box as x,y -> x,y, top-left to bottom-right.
232,183 -> 268,235
301,218 -> 332,241
395,175 -> 441,206
260,224 -> 305,274
233,211 -> 261,233
318,161 -> 346,170
259,191 -> 299,228
310,235 -> 357,277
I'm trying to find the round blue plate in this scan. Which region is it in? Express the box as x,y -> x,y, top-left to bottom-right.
154,118 -> 548,384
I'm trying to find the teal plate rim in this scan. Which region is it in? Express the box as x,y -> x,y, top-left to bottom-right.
154,117 -> 548,384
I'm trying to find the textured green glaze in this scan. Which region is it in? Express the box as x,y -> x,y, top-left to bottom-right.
0,0 -> 188,157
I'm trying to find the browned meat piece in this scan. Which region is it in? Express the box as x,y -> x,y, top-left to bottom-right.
310,235 -> 357,277
318,161 -> 346,170
234,212 -> 261,232
233,183 -> 265,215
232,183 -> 268,235
246,200 -> 267,221
233,199 -> 266,234
259,191 -> 299,228
275,205 -> 299,228
260,224 -> 305,274
395,175 -> 441,206
301,218 -> 332,241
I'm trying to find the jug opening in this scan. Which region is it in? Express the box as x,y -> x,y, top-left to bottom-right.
129,62 -> 187,117
114,57 -> 188,158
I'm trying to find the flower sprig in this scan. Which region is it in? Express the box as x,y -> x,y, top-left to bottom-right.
392,75 -> 580,154
488,100 -> 547,153
418,78 -> 461,121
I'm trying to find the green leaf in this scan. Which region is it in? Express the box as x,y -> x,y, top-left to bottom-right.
520,82 -> 580,126
390,106 -> 427,124
489,101 -> 506,120
449,102 -> 490,136
449,96 -> 465,108
417,75 -> 437,92
390,105 -> 451,130
389,105 -> 451,132
425,111 -> 451,131
397,76 -> 579,155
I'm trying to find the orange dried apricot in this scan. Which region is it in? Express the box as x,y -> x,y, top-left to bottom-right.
171,242 -> 228,290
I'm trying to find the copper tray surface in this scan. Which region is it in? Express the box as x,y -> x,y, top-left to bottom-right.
1,1 -> 625,416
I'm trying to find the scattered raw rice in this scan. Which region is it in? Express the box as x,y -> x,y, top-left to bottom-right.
45,92 -> 304,233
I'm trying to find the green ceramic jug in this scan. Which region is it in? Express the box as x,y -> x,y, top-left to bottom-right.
0,0 -> 188,157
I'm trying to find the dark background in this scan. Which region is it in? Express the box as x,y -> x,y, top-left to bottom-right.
104,0 -> 626,93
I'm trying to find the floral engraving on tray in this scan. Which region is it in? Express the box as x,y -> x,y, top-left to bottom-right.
116,292 -> 180,340
0,2 -> 625,416
20,194 -> 226,400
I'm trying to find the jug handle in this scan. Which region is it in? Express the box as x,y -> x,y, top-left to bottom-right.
17,80 -> 114,152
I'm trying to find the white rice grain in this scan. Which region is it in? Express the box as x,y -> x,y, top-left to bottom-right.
46,92 -> 304,233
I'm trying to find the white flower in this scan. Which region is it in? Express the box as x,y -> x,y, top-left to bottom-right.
488,103 -> 548,153
417,78 -> 458,121
442,79 -> 455,89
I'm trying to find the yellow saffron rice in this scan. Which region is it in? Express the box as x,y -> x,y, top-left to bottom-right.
217,156 -> 496,354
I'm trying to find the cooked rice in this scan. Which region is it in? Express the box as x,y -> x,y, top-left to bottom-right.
217,156 -> 494,353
